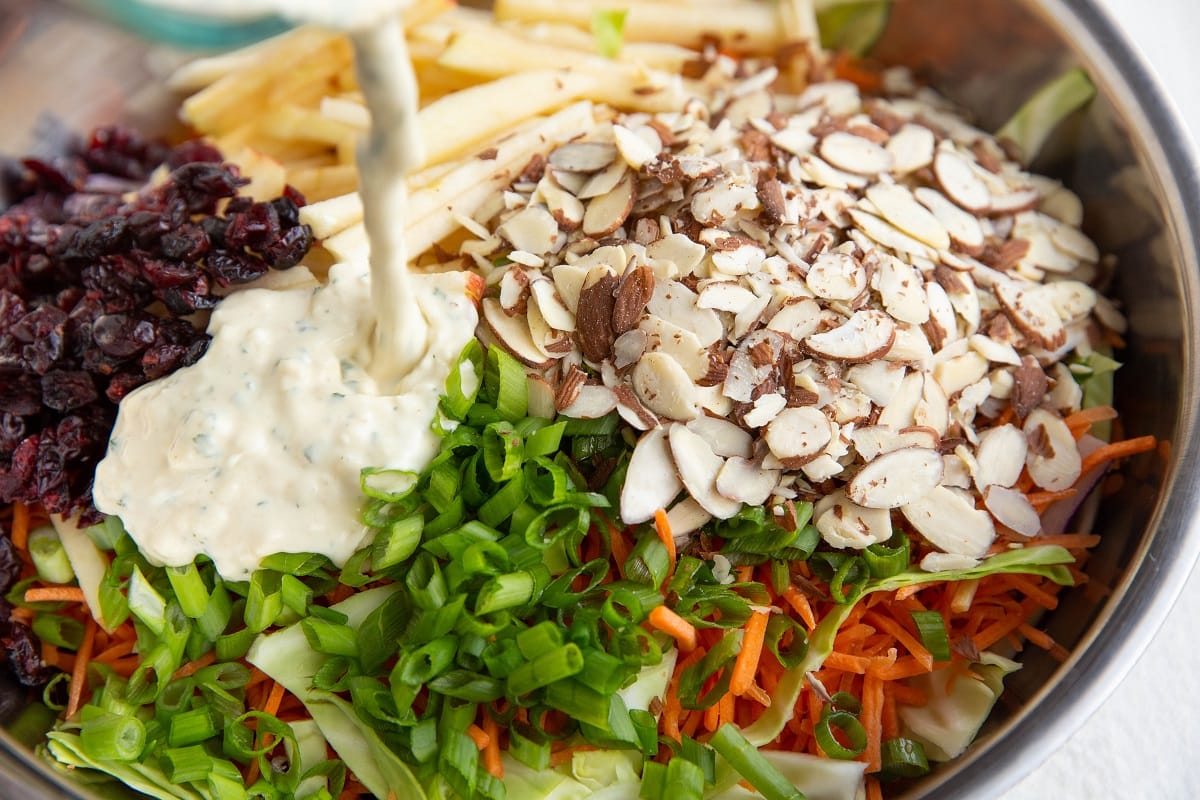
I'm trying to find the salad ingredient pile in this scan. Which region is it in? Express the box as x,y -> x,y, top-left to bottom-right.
0,2 -> 1164,800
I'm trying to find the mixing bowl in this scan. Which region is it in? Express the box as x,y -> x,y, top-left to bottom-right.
0,0 -> 1197,797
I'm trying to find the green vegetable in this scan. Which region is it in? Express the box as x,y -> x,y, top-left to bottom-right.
879,737 -> 930,780
910,610 -> 952,663
996,67 -> 1096,164
29,526 -> 75,585
813,710 -> 866,760
591,8 -> 629,59
816,0 -> 890,56
710,725 -> 807,800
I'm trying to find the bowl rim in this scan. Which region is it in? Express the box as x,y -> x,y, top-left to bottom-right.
914,0 -> 1200,796
2,1 -> 1200,798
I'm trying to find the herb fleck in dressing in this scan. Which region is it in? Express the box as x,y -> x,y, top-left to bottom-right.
93,263 -> 477,579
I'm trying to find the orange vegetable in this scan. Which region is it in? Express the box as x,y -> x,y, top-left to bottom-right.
466,724 -> 491,750
654,509 -> 676,564
11,502 -> 29,552
648,605 -> 698,653
24,586 -> 85,604
730,610 -> 770,696
482,714 -> 504,779
67,617 -> 97,719
1079,435 -> 1157,476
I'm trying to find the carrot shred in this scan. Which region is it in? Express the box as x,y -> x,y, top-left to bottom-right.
608,522 -> 632,578
172,651 -> 216,681
873,656 -> 930,681
1065,405 -> 1118,435
11,502 -> 29,552
863,611 -> 934,671
866,776 -> 884,800
1079,435 -> 1157,476
1034,533 -> 1102,549
887,683 -> 927,706
466,724 -> 490,750
40,641 -> 59,669
262,681 -> 286,718
730,610 -> 770,696
831,51 -> 884,93
1027,488 -> 1078,512
780,588 -> 817,630
824,651 -> 871,674
861,670 -> 884,771
481,714 -> 504,779
1003,574 -> 1059,610
893,584 -> 923,602
648,605 -> 698,653
66,616 -> 97,719
24,586 -> 85,604
653,509 -> 676,564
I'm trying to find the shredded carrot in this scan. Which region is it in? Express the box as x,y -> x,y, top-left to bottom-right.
888,683 -> 927,706
1003,574 -> 1059,610
11,502 -> 29,552
172,651 -> 216,681
40,641 -> 59,669
893,584 -> 923,602
481,714 -> 503,779
781,587 -> 817,630
831,51 -> 884,93
653,509 -> 676,564
736,565 -> 754,583
24,586 -> 85,604
466,724 -> 491,750
609,522 -> 632,578
1065,405 -> 1118,435
1079,435 -> 1157,476
862,670 -> 884,771
1027,488 -> 1078,512
262,681 -> 286,718
866,776 -> 884,800
824,651 -> 871,674
863,611 -> 934,671
949,580 -> 980,614
67,616 -> 97,719
648,605 -> 697,653
1034,533 -> 1102,549
730,610 -> 770,696
874,656 -> 931,681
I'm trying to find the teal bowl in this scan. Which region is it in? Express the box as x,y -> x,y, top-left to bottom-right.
65,0 -> 289,49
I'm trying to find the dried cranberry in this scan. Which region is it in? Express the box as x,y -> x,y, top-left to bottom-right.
0,414 -> 25,453
20,157 -> 87,195
271,196 -> 302,228
169,163 -> 247,213
207,248 -> 268,286
67,216 -> 129,260
41,370 -> 99,412
0,373 -> 41,416
282,184 -> 307,208
158,273 -> 218,315
224,202 -> 280,250
167,139 -> 223,168
92,314 -> 156,357
139,255 -> 198,289
105,371 -> 145,402
199,215 -> 228,248
159,223 -> 209,261
260,224 -> 313,270
0,536 -> 21,595
1,622 -> 53,687
85,125 -> 168,180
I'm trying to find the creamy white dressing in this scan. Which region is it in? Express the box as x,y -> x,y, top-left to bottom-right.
95,0 -> 475,577
93,264 -> 477,579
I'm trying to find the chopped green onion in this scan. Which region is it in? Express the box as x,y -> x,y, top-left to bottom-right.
509,720 -> 551,770
28,526 -> 75,585
864,531 -> 910,579
280,574 -> 312,616
169,707 -> 222,747
828,692 -> 863,716
910,610 -> 951,662
127,565 -> 167,636
360,468 -> 419,502
486,346 -> 529,422
541,558 -> 608,608
478,471 -> 528,529
640,761 -> 666,800
814,709 -> 868,759
441,339 -> 483,421
357,590 -> 409,673
461,541 -> 510,577
259,552 -> 333,576
406,553 -> 449,611
576,649 -> 628,696
215,627 -> 256,661
590,8 -> 628,58
665,756 -> 705,799
373,516 -> 424,572
31,613 -> 85,651
429,669 -> 505,702
163,563 -> 209,619
817,0 -> 890,56
524,422 -> 566,457
395,636 -> 459,685
244,570 -> 283,633
765,614 -> 808,669
709,724 -> 806,800
79,710 -> 146,763
506,643 -> 584,696
299,617 -> 358,658
482,421 -> 524,482
476,571 -> 537,615
439,730 -> 480,800
162,744 -> 214,783
87,516 -> 127,551
678,630 -> 743,710
543,679 -> 611,729
626,534 -> 670,588
880,737 -> 931,781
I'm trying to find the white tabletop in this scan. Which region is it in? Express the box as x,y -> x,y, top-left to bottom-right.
1002,1 -> 1200,798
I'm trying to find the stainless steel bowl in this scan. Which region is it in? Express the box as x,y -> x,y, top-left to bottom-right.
0,0 -> 1197,797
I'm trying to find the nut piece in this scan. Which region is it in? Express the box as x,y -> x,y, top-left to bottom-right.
667,423 -> 741,518
715,457 -> 780,506
559,384 -> 618,419
994,280 -> 1067,350
1024,407 -> 1082,491
764,407 -> 832,468
983,485 -> 1041,537
815,490 -> 893,550
934,148 -> 991,212
612,266 -> 655,335
583,173 -> 635,237
633,352 -> 701,421
621,427 -> 684,525
901,485 -> 996,557
576,269 -> 618,362
481,298 -> 552,368
687,415 -> 753,458
847,447 -> 944,509
820,132 -> 894,175
806,251 -> 868,300
804,310 -> 896,362
866,183 -> 951,250
973,424 -> 1027,489
549,142 -> 618,173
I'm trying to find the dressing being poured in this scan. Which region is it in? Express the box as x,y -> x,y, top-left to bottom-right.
93,0 -> 478,577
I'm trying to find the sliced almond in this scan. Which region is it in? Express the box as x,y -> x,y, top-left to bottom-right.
612,266 -> 656,335
716,457 -> 780,506
551,264 -> 589,313
666,497 -> 712,537
767,298 -> 823,339
866,183 -> 951,250
541,179 -> 585,231
633,352 -> 701,421
668,423 -> 741,518
878,254 -> 930,325
530,278 -> 576,332
482,298 -> 552,368
499,268 -> 531,315
526,298 -> 570,360
847,447 -> 943,509
743,393 -> 788,428
877,371 -> 923,428
820,132 -> 894,175
914,372 -> 950,435
712,242 -> 767,277
613,328 -> 649,369
647,233 -> 707,275
1024,407 -> 1082,491
968,333 -> 1021,366
527,375 -> 556,419
914,187 -> 985,252
815,490 -> 893,549
933,351 -> 989,396
559,384 -> 617,419
582,173 -> 635,238
803,310 -> 896,362
613,124 -> 659,169
847,360 -> 906,406
686,416 -> 753,459
994,280 -> 1067,350
934,148 -> 992,212
549,142 -> 618,173
1046,280 -> 1097,322
851,425 -> 939,461
806,251 -> 867,300
614,384 -> 659,431
848,209 -> 936,259
886,124 -> 936,174
647,281 -> 723,346
497,204 -> 562,255
983,484 -> 1041,536
578,159 -> 629,200
698,281 -> 759,314
639,315 -> 712,381
901,485 -> 995,557
621,427 -> 684,524
920,552 -> 980,572
764,406 -> 831,468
